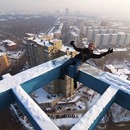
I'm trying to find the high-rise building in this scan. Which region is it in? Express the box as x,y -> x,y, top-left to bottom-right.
88,29 -> 94,42
3,40 -> 18,51
83,26 -> 87,36
95,33 -> 130,48
65,17 -> 77,26
116,33 -> 125,47
102,34 -> 109,47
25,34 -> 77,97
0,52 -> 9,74
124,33 -> 130,46
53,23 -> 63,39
69,26 -> 80,46
65,8 -> 69,15
25,34 -> 54,67
77,18 -> 84,35
69,32 -> 79,46
111,34 -> 118,47
88,29 -> 117,42
85,25 -> 108,36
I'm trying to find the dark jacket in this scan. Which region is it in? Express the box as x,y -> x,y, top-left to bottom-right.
72,44 -> 110,62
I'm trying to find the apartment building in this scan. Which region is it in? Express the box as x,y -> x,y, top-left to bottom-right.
69,32 -> 79,46
25,34 -> 54,67
85,26 -> 108,36
77,18 -> 84,35
0,53 -> 9,74
44,44 -> 77,97
88,29 -> 117,42
67,17 -> 77,26
95,33 -> 130,48
124,33 -> 130,46
3,40 -> 18,51
53,23 -> 63,39
25,34 -> 77,97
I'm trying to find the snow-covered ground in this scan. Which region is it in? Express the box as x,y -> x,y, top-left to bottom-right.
12,85 -> 59,130
105,63 -> 130,80
31,84 -> 101,128
7,50 -> 25,59
111,103 -> 130,123
31,87 -> 63,104
1,56 -> 130,130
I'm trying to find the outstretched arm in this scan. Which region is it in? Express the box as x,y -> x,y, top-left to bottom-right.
70,41 -> 83,52
92,48 -> 113,58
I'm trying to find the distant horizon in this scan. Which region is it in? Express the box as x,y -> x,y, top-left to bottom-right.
0,0 -> 130,19
0,10 -> 130,20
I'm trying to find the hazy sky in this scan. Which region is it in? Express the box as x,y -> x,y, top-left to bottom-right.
0,0 -> 130,17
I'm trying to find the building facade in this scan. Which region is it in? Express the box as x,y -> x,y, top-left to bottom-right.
25,34 -> 77,97
0,53 -> 9,74
88,29 -> 117,42
95,33 -> 130,48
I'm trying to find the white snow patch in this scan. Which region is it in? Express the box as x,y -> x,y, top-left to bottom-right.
71,86 -> 118,130
12,85 -> 59,130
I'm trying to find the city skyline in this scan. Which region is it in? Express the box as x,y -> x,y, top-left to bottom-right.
0,0 -> 130,18
1,6 -> 130,129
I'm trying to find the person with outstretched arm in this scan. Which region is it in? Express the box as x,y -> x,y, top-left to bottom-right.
59,41 -> 113,89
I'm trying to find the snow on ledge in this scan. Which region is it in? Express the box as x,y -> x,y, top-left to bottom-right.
13,55 -> 69,84
12,85 -> 59,130
99,72 -> 130,93
71,86 -> 119,130
0,56 -> 69,93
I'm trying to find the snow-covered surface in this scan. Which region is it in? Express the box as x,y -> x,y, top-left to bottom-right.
105,64 -> 130,80
7,50 -> 25,59
27,37 -> 61,47
59,95 -> 81,104
28,37 -> 63,49
48,26 -> 55,34
111,103 -> 130,123
99,72 -> 130,93
97,48 -> 127,52
12,85 -> 59,130
53,118 -> 79,127
0,56 -> 69,92
10,103 -> 34,130
80,63 -> 130,93
71,86 -> 119,130
2,73 -> 12,79
26,33 -> 35,37
0,18 -> 7,21
32,87 -> 63,104
80,63 -> 103,77
3,39 -> 17,46
0,45 -> 6,51
0,39 -> 24,60
60,45 -> 76,52
33,38 -> 50,46
0,52 -> 5,56
1,58 -> 130,129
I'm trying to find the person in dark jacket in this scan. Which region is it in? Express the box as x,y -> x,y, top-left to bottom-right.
59,41 -> 113,89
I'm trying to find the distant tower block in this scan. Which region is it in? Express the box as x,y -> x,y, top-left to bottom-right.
65,8 -> 69,15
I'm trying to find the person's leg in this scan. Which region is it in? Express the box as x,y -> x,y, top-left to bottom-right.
59,58 -> 75,80
73,59 -> 83,89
